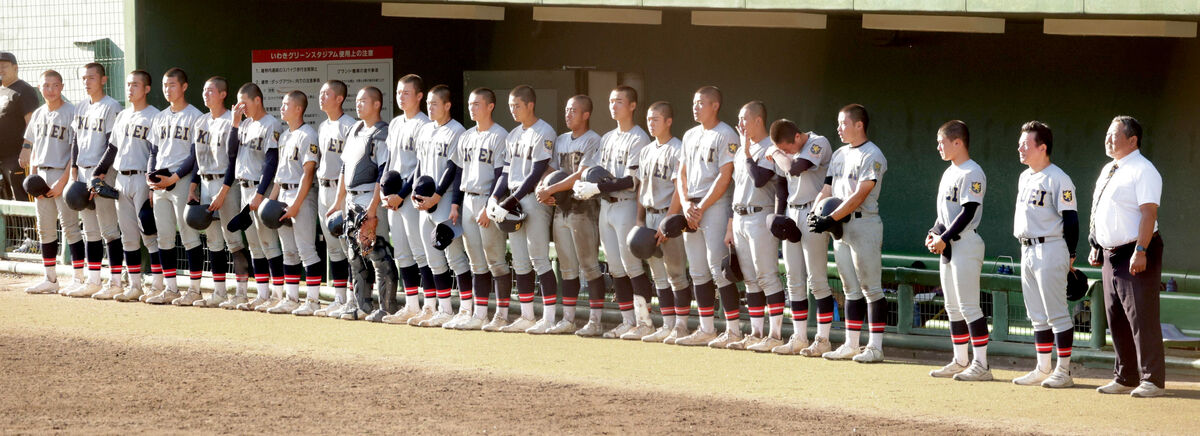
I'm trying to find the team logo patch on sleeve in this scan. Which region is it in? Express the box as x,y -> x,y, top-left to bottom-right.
273,131 -> 281,141
970,181 -> 982,194
544,139 -> 553,150
309,143 -> 320,155
1063,190 -> 1073,202
873,161 -> 882,172
811,143 -> 821,155
728,143 -> 738,154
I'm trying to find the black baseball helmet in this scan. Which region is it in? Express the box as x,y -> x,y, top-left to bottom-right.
722,250 -> 744,284
64,181 -> 94,211
380,170 -> 404,196
1067,268 -> 1090,301
495,202 -> 527,233
626,226 -> 662,260
768,214 -> 802,243
432,220 -> 463,251
413,175 -> 438,213
813,196 -> 845,240
658,214 -> 691,238
185,201 -> 217,230
543,170 -> 574,210
138,200 -> 157,235
22,174 -> 49,198
326,210 -> 346,238
148,168 -> 176,191
258,199 -> 289,230
582,166 -> 614,184
227,205 -> 253,232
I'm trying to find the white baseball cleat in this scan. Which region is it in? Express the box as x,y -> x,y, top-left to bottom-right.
113,286 -> 144,302
640,326 -> 672,343
171,291 -> 203,306
1130,381 -> 1165,398
291,299 -> 320,316
193,292 -> 227,308
499,317 -> 535,333
24,280 -> 59,295
220,295 -> 248,310
822,342 -> 861,360
420,311 -> 454,327
748,336 -> 784,353
145,289 -> 181,305
456,316 -> 486,331
603,322 -> 635,339
725,333 -> 760,351
953,361 -> 993,381
254,298 -> 278,312
267,298 -> 301,314
382,307 -> 419,324
674,329 -> 718,346
800,336 -> 832,357
407,306 -> 437,326
481,313 -> 509,332
444,309 -> 473,329
707,330 -> 742,349
1096,380 -> 1137,395
313,301 -> 339,317
930,360 -> 969,378
67,281 -> 103,298
574,320 -> 604,337
663,324 -> 691,345
60,279 -> 84,296
525,318 -> 555,335
852,346 -> 884,363
546,319 -> 577,335
1012,368 -> 1052,386
238,296 -> 269,311
92,284 -> 125,300
620,323 -> 655,340
772,334 -> 811,355
1040,368 -> 1073,389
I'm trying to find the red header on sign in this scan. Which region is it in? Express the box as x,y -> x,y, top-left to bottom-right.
252,46 -> 393,63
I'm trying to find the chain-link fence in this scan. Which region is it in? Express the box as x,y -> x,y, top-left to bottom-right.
0,0 -> 126,105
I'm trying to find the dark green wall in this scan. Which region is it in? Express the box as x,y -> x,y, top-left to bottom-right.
136,0 -> 1200,271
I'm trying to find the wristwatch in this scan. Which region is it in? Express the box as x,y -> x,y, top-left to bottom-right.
1135,245 -> 1147,253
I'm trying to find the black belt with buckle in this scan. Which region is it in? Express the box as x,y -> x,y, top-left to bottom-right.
238,179 -> 257,188
1019,236 -> 1046,246
846,211 -> 864,221
733,205 -> 764,216
646,206 -> 667,215
280,183 -> 299,191
603,196 -> 631,203
465,192 -> 487,197
788,202 -> 813,210
119,170 -> 141,176
201,174 -> 222,181
319,179 -> 337,188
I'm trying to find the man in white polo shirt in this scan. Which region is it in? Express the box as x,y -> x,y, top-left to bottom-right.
1088,115 -> 1165,398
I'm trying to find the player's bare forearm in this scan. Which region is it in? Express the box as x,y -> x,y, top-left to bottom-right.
636,202 -> 646,227
699,164 -> 734,211
331,175 -> 347,216
1137,204 -> 1157,247
366,183 -> 382,218
676,163 -> 690,206
831,180 -> 874,221
813,184 -> 832,205
666,190 -> 683,216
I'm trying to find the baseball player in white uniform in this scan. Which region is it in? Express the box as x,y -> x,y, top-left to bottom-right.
674,86 -> 738,346
98,70 -> 162,302
329,86 -> 396,320
381,74 -> 433,324
924,120 -> 992,381
765,119 -> 833,356
487,85 -> 557,333
145,68 -> 205,306
312,80 -> 354,317
22,70 -> 85,295
232,82 -> 285,312
810,104 -> 888,363
409,85 -> 472,327
265,90 -> 324,316
189,76 -> 251,309
68,62 -> 123,299
634,101 -> 690,343
722,101 -> 787,352
535,94 -> 603,335
1012,121 -> 1080,389
451,87 -> 510,331
572,86 -> 654,339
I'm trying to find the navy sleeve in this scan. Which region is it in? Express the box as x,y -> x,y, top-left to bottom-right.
1063,210 -> 1079,258
940,202 -> 979,241
94,133 -> 116,176
223,127 -> 241,187
747,158 -> 774,188
147,140 -> 158,173
256,148 -> 278,196
511,159 -> 549,200
597,175 -> 635,193
788,158 -> 815,177
823,176 -> 833,185
175,142 -> 197,178
450,172 -> 464,206
774,177 -> 788,215
436,161 -> 460,196
70,137 -> 79,169
492,172 -> 510,199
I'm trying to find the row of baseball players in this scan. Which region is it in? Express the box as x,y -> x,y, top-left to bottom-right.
19,65 -> 1083,388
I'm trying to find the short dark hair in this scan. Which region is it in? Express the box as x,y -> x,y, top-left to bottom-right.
324,79 -> 347,98
741,101 -> 767,126
129,69 -> 151,87
770,119 -> 802,145
237,82 -> 263,103
428,84 -> 451,103
40,69 -> 62,83
471,87 -> 496,105
1021,120 -> 1053,155
695,85 -> 722,105
360,86 -> 382,103
83,62 -> 106,77
399,74 -> 423,92
285,89 -> 308,113
840,104 -> 869,132
163,67 -> 188,85
938,120 -> 970,149
206,76 -> 228,93
510,85 -> 535,105
648,101 -> 672,120
569,94 -> 593,114
614,85 -> 638,104
1112,115 -> 1142,148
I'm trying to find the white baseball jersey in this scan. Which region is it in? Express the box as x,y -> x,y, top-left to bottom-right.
192,110 -> 234,175
937,159 -> 986,232
341,120 -> 389,192
417,118 -> 465,183
111,105 -> 160,172
150,104 -> 204,172
235,114 -> 282,181
552,130 -> 601,174
505,119 -> 555,192
1013,163 -> 1076,239
680,122 -> 738,199
731,137 -> 777,208
72,95 -> 121,167
636,137 -> 682,210
24,102 -> 76,169
317,114 -> 355,181
276,123 -> 320,185
455,123 -> 508,194
386,112 -> 430,175
598,125 -> 651,196
777,133 -> 832,206
827,141 -> 887,215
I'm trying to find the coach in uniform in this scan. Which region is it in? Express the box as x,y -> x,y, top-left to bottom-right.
0,52 -> 39,199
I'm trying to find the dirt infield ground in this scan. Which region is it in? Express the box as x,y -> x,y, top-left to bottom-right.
1,277 -> 1197,435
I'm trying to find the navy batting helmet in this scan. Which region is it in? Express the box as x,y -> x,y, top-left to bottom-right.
1067,268 -> 1090,302
64,181 -> 94,211
413,175 -> 438,213
495,202 -> 526,233
227,205 -> 253,232
185,201 -> 217,230
138,200 -> 157,235
722,251 -> 744,284
813,196 -> 845,240
768,214 -> 802,243
542,170 -> 574,210
582,166 -> 614,184
326,210 -> 346,238
626,226 -> 662,260
22,174 -> 49,198
258,199 -> 289,230
658,214 -> 690,238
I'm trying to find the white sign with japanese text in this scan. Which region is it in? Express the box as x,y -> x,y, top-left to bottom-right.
251,46 -> 393,125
